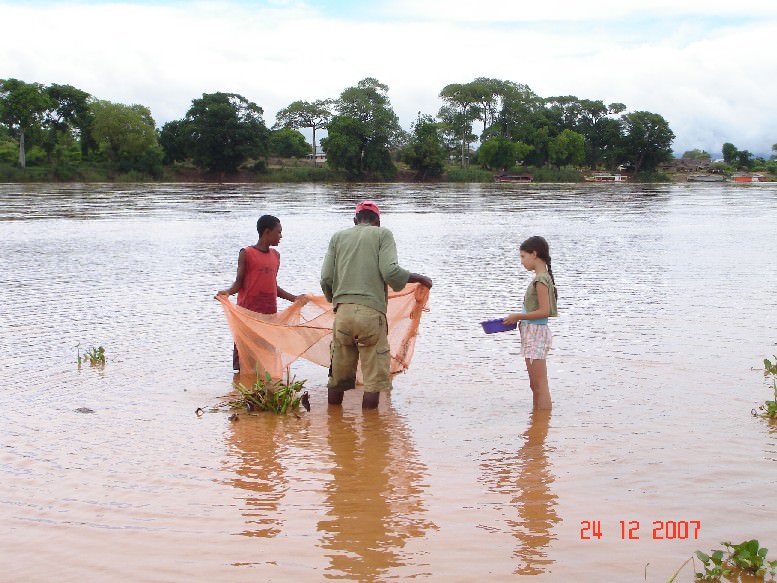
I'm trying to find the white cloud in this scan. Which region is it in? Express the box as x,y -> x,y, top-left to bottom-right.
381,0 -> 777,22
1,0 -> 775,156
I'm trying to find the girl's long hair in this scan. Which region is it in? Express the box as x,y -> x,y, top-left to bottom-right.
520,235 -> 558,299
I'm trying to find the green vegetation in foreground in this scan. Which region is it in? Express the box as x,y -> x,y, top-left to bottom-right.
229,372 -> 309,416
692,540 -> 777,581
752,356 -> 777,419
666,539 -> 777,581
77,344 -> 105,368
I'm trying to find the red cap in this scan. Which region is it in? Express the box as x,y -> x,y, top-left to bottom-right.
355,200 -> 380,216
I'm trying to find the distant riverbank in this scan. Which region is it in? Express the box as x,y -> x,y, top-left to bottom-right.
1,160 -> 773,184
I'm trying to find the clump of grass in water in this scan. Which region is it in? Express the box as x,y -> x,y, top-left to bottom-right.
752,356 -> 777,419
229,371 -> 309,416
76,343 -> 106,368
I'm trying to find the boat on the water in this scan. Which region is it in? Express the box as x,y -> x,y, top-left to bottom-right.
585,173 -> 629,182
732,173 -> 765,183
687,174 -> 726,182
494,173 -> 533,183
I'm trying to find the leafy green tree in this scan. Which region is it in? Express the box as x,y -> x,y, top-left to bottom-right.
159,119 -> 191,164
592,117 -> 625,169
544,95 -> 585,134
578,101 -> 625,168
268,127 -> 310,158
524,125 -> 552,167
736,149 -> 754,169
548,129 -> 585,168
321,115 -> 396,180
273,99 -> 332,165
323,78 -> 400,179
362,141 -> 396,180
620,111 -> 675,173
467,77 -> 507,138
90,100 -> 163,174
478,137 -> 532,171
439,82 -> 481,167
184,92 -> 269,173
722,142 -> 738,165
771,143 -> 777,161
43,83 -> 92,163
0,139 -> 17,164
401,114 -> 447,180
437,104 -> 477,165
320,115 -> 367,178
492,82 -> 543,142
0,78 -> 52,168
513,141 -> 533,166
337,78 -> 401,144
337,78 -> 400,167
486,81 -> 553,167
681,149 -> 711,160
578,99 -> 610,126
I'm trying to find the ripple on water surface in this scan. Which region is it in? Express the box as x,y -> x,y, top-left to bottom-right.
2,183 -> 777,582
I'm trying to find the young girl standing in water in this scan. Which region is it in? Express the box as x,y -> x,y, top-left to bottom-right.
503,236 -> 558,410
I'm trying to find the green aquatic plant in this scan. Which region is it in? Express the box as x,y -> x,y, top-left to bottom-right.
229,371 -> 309,416
722,539 -> 777,577
694,549 -> 731,580
682,539 -> 777,581
752,356 -> 777,419
76,343 -> 106,368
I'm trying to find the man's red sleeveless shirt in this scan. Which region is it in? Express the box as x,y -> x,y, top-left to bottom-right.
237,246 -> 280,314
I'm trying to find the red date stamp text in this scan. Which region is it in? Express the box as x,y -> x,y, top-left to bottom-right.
580,520 -> 701,540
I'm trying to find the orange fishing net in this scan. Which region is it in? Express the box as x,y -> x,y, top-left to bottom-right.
216,283 -> 430,381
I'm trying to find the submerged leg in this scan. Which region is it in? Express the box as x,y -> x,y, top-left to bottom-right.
232,344 -> 240,372
328,388 -> 345,405
362,391 -> 380,409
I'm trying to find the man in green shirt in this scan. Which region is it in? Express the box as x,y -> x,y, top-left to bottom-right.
321,200 -> 433,409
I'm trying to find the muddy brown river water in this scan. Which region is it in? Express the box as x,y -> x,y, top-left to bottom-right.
1,182 -> 776,582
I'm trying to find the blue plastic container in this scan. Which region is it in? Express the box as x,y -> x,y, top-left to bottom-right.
480,318 -> 517,334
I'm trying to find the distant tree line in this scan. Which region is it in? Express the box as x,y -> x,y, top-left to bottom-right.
0,78 -> 164,178
4,75 -> 764,181
679,143 -> 777,173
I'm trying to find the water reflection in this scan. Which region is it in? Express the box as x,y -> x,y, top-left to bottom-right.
480,411 -> 559,575
224,414 -> 288,538
318,408 -> 437,581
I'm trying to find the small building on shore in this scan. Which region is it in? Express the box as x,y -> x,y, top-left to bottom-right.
305,147 -> 327,163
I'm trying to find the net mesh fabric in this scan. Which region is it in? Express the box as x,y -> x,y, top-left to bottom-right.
216,283 -> 430,380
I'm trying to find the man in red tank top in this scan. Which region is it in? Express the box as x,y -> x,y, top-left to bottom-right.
218,215 -> 300,371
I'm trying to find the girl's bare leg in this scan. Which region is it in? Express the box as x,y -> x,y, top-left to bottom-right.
525,358 -> 552,410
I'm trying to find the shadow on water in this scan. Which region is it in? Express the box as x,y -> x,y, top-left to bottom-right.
479,410 -> 559,575
317,408 -> 437,581
225,413 -> 288,538
222,400 -> 437,580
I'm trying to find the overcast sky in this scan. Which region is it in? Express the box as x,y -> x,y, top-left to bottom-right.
2,0 -> 776,156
